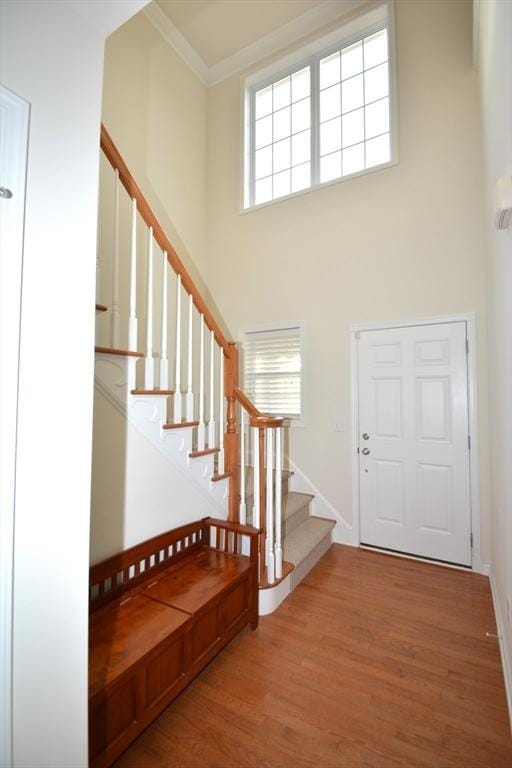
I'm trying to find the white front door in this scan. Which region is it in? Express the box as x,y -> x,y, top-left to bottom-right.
358,322 -> 472,566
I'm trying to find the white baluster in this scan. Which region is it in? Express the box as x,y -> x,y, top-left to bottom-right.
266,428 -> 275,584
239,409 -> 246,524
197,315 -> 205,449
128,197 -> 138,352
218,348 -> 225,475
275,427 -> 283,579
160,252 -> 168,389
110,168 -> 120,348
144,226 -> 154,389
208,330 -> 215,447
186,293 -> 194,420
252,427 -> 260,530
174,275 -> 182,421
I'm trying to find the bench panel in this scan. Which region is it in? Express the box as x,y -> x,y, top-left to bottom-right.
191,603 -> 222,664
90,674 -> 138,762
225,578 -> 250,631
145,635 -> 185,711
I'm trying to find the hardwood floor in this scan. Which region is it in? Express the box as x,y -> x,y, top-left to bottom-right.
113,545 -> 511,768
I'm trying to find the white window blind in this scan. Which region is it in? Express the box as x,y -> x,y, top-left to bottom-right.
242,326 -> 302,418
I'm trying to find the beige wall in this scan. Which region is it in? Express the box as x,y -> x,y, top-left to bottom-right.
102,11 -> 209,284
205,0 -> 490,556
478,0 -> 512,711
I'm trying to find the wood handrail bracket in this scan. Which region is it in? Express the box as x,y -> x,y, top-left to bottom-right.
100,124 -> 231,356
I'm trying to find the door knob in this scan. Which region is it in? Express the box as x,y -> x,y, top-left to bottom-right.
0,187 -> 13,199
362,433 -> 370,440
362,447 -> 370,455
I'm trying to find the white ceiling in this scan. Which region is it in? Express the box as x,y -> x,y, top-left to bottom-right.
155,0 -> 323,67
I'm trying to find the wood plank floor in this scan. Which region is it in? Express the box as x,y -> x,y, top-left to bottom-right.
114,545 -> 511,768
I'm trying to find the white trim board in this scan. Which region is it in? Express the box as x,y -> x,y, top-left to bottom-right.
144,0 -> 380,87
490,573 -> 512,730
350,312 -> 486,575
0,85 -> 30,768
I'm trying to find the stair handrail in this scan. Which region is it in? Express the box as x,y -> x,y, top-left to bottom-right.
100,124 -> 231,356
98,126 -> 287,584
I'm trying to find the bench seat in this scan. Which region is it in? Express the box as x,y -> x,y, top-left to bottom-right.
89,594 -> 190,698
88,518 -> 259,768
143,546 -> 251,614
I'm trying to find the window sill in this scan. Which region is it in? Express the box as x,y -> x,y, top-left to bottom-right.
240,156 -> 398,214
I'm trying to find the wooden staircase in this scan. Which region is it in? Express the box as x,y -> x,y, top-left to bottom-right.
94,124 -> 335,613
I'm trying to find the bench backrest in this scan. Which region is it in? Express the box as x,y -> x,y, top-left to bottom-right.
89,518 -> 209,611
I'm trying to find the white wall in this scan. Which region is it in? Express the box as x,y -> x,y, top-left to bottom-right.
205,0 -> 490,558
0,1 -> 146,766
477,0 -> 512,715
90,388 -> 217,564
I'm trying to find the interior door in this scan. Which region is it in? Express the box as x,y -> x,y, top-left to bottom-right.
358,322 -> 471,566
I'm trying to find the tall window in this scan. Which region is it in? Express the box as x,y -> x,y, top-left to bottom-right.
245,23 -> 393,209
242,325 -> 302,421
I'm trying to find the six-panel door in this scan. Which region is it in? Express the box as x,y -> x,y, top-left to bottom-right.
358,322 -> 472,566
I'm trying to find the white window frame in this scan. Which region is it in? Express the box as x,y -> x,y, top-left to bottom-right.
239,322 -> 305,427
241,0 -> 397,212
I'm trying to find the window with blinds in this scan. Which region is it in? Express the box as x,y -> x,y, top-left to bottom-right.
242,325 -> 302,419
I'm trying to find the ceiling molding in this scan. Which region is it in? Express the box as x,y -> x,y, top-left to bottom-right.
144,0 -> 370,87
144,2 -> 210,85
208,0 -> 366,85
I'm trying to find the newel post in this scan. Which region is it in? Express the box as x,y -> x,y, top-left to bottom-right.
224,342 -> 240,522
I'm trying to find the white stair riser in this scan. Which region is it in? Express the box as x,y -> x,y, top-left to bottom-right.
95,353 -> 228,514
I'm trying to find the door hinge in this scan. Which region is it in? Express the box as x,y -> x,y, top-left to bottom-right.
466,339 -> 469,354
357,447 -> 360,454
468,435 -> 471,450
470,532 -> 473,548
355,331 -> 361,340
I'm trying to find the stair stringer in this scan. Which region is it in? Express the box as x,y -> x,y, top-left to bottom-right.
94,352 -> 229,516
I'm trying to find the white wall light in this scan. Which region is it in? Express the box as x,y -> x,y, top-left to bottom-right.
494,175 -> 512,230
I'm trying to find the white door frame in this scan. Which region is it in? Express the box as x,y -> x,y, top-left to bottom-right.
0,85 -> 30,768
350,312 -> 487,575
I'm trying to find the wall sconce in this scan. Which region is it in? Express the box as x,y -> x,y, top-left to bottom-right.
494,176 -> 512,230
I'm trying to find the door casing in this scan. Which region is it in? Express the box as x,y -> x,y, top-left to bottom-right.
350,313 -> 486,574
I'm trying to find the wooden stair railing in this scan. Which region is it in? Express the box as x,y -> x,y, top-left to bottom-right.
232,388 -> 285,585
96,124 -> 290,586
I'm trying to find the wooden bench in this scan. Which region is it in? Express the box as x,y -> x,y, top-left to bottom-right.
88,517 -> 259,768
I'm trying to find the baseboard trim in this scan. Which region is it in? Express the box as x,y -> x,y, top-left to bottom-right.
489,572 -> 512,731
287,458 -> 356,545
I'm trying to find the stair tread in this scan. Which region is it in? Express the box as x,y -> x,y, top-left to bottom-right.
283,517 -> 335,567
132,389 -> 175,395
95,346 -> 144,358
189,448 -> 219,458
211,473 -> 231,482
163,421 -> 199,430
282,491 -> 315,520
243,466 -> 294,480
246,491 -> 313,522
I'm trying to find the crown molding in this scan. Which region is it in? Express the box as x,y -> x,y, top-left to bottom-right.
144,0 -> 370,88
144,2 -> 210,85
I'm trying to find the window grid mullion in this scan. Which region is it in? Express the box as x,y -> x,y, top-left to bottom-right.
248,23 -> 390,208
250,88 -> 256,208
311,58 -> 320,187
